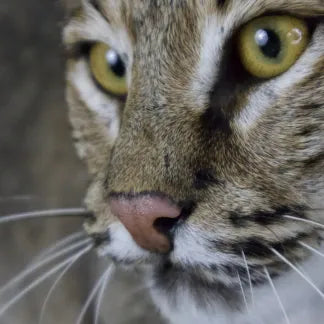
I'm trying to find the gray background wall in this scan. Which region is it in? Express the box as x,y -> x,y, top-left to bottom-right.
0,1 -> 162,323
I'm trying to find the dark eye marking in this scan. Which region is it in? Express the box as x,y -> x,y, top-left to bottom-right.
202,22 -> 271,135
200,105 -> 231,134
194,169 -> 223,190
201,42 -> 255,135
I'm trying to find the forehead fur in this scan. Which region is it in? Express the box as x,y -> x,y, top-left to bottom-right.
93,0 -> 324,25
64,1 -> 324,67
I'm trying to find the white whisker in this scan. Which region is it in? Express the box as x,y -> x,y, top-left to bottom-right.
264,266 -> 291,324
38,248 -> 86,324
241,250 -> 254,307
0,208 -> 92,224
34,231 -> 85,262
299,241 -> 324,258
283,215 -> 324,230
0,244 -> 92,318
93,265 -> 113,324
0,237 -> 92,297
76,264 -> 115,324
237,271 -> 249,313
270,248 -> 324,300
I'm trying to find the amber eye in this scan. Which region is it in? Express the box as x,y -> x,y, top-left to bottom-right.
89,43 -> 127,96
238,16 -> 310,78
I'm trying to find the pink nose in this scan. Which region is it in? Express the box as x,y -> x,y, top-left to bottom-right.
109,194 -> 181,253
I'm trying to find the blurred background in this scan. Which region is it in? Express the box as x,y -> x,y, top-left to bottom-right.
0,1 -> 162,323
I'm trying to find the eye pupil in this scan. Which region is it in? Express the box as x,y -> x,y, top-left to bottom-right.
105,49 -> 126,77
255,29 -> 281,58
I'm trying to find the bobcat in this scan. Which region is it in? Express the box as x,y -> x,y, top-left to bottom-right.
63,0 -> 324,323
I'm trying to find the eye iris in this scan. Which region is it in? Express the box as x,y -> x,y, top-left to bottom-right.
255,29 -> 281,58
106,49 -> 125,77
238,16 -> 309,79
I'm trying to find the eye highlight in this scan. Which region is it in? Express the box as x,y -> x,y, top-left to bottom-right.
238,16 -> 310,78
89,43 -> 127,96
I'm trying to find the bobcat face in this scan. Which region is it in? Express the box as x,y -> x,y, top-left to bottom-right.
64,0 -> 324,321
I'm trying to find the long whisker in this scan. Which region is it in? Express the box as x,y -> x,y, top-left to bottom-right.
282,215 -> 324,231
241,250 -> 254,307
34,231 -> 86,262
0,208 -> 92,224
237,271 -> 249,313
38,250 -> 85,324
270,247 -> 324,300
264,266 -> 291,324
93,265 -> 113,324
0,244 -> 92,318
299,241 -> 324,258
76,264 -> 115,324
0,237 -> 92,296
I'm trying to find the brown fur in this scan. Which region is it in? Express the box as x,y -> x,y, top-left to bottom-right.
64,0 -> 324,319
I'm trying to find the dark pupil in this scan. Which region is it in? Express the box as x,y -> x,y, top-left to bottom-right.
107,51 -> 126,77
257,29 -> 281,58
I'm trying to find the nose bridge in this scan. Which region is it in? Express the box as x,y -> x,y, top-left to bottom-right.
107,86 -> 197,197
108,104 -> 171,194
106,25 -> 201,195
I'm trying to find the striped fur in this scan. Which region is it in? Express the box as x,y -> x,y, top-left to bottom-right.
64,1 -> 324,323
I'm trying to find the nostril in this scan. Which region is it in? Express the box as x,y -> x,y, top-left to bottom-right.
153,216 -> 181,235
179,200 -> 197,221
153,200 -> 196,236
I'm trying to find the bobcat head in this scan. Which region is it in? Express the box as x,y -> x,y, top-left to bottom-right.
64,1 -> 324,322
